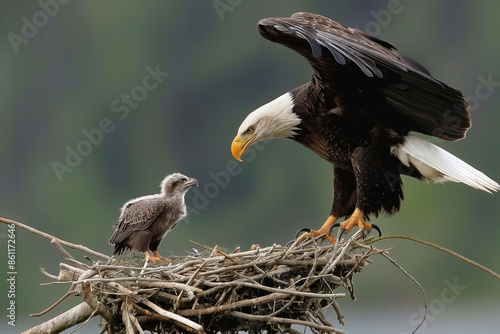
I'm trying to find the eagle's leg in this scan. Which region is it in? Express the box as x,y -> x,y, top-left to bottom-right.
295,215 -> 338,244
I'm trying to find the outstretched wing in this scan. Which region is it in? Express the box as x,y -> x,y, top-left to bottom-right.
257,12 -> 470,141
109,199 -> 165,245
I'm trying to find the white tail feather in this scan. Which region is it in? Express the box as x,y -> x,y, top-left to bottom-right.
392,135 -> 500,193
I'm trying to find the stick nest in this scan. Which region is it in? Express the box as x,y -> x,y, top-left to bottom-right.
33,232 -> 381,334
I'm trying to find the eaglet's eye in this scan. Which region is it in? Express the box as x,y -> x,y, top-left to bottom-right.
173,177 -> 187,187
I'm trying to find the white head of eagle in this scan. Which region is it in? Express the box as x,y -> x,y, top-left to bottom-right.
232,92 -> 301,161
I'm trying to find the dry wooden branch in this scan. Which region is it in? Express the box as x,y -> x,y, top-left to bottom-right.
228,310 -> 345,334
141,299 -> 204,333
21,302 -> 95,334
0,217 -> 110,260
29,290 -> 74,317
367,234 -> 500,279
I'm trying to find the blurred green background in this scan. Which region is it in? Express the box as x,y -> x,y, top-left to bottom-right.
1,1 -> 499,333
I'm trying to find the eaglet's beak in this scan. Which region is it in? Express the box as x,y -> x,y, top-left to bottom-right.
185,178 -> 199,188
231,135 -> 255,162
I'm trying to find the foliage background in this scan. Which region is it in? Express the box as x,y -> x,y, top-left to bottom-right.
0,1 -> 499,332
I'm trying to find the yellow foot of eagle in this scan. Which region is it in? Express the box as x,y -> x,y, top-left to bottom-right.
293,215 -> 339,246
331,208 -> 382,239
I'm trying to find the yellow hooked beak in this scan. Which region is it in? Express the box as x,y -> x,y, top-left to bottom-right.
231,135 -> 255,162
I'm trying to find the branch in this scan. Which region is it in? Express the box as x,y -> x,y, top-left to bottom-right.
22,302 -> 95,334
203,280 -> 345,299
103,280 -> 204,333
178,292 -> 289,317
131,302 -> 201,334
229,311 -> 345,334
29,290 -> 73,317
0,217 -> 110,260
380,252 -> 428,334
140,299 -> 204,333
366,235 -> 500,279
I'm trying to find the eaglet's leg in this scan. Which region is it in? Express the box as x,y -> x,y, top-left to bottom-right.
143,251 -> 160,262
149,239 -> 170,263
151,251 -> 171,263
131,231 -> 161,262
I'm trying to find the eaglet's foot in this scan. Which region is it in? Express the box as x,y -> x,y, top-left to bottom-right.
143,251 -> 171,263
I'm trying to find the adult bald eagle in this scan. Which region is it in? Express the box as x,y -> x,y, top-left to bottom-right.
109,173 -> 198,261
231,12 -> 499,242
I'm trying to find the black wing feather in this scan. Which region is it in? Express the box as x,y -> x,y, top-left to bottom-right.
257,12 -> 470,141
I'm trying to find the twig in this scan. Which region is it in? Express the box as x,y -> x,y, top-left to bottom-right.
203,280 -> 345,299
103,280 -> 204,332
268,295 -> 296,318
39,267 -> 59,280
122,300 -> 135,334
380,252 -> 427,334
321,230 -> 363,275
343,246 -> 381,280
199,262 -> 255,277
131,302 -> 200,334
174,260 -> 207,310
140,299 -> 204,333
122,297 -> 145,334
67,307 -> 98,334
178,292 -> 289,316
30,289 -> 74,317
367,235 -> 500,279
0,217 -> 110,260
331,299 -> 345,326
128,311 -> 144,334
190,240 -> 237,263
60,263 -> 86,280
229,311 -> 345,334
139,254 -> 151,276
135,280 -> 203,293
51,238 -> 76,261
68,276 -> 203,293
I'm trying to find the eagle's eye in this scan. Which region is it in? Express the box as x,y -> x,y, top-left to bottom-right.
246,126 -> 254,134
